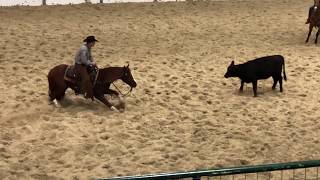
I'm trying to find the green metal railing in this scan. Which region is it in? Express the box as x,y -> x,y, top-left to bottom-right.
98,160 -> 320,180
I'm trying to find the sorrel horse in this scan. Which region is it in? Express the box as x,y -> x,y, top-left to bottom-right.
47,64 -> 137,111
306,3 -> 320,44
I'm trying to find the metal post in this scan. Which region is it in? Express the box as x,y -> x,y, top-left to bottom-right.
293,169 -> 295,180
269,172 -> 271,180
42,0 -> 46,5
100,0 -> 103,3
305,168 -> 307,180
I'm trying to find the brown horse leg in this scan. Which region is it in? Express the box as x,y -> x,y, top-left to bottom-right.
56,88 -> 67,100
306,25 -> 313,43
48,76 -> 57,101
316,28 -> 320,44
48,82 -> 67,101
105,89 -> 119,96
53,79 -> 68,100
48,89 -> 55,101
95,94 -> 119,112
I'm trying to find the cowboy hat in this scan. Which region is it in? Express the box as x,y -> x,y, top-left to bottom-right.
83,36 -> 99,43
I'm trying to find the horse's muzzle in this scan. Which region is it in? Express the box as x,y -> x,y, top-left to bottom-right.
131,82 -> 137,89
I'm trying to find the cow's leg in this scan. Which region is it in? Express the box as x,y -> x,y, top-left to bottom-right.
306,25 -> 313,43
252,80 -> 258,97
316,28 -> 320,44
239,80 -> 244,92
95,94 -> 119,112
279,76 -> 283,92
272,76 -> 278,90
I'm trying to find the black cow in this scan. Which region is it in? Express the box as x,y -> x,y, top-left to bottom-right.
224,55 -> 287,97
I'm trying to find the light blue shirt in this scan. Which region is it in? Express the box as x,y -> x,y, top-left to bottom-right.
74,44 -> 94,66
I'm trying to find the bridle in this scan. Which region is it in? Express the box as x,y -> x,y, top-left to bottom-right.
112,82 -> 132,97
111,67 -> 133,97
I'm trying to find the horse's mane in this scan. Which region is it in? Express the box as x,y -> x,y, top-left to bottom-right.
100,66 -> 123,71
96,66 -> 125,83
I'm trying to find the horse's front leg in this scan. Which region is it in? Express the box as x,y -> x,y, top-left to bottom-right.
105,89 -> 126,108
306,25 -> 313,43
105,89 -> 119,96
94,94 -> 119,112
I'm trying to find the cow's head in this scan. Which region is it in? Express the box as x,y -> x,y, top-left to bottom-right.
224,61 -> 238,78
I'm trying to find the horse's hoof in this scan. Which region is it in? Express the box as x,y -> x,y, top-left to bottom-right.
118,96 -> 126,103
110,106 -> 119,112
53,99 -> 61,108
48,97 -> 53,104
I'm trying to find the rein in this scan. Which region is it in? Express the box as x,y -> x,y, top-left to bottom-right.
112,82 -> 132,97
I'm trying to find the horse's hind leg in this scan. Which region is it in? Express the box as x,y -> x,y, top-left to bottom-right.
48,76 -> 56,101
48,90 -> 58,107
48,80 -> 67,107
48,89 -> 54,102
50,88 -> 67,108
55,86 -> 68,100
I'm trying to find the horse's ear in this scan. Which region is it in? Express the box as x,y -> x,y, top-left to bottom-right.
230,61 -> 235,66
126,63 -> 129,68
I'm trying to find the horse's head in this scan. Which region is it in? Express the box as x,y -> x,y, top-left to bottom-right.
121,64 -> 137,90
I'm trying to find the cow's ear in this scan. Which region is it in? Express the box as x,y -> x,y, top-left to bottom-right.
231,61 -> 235,66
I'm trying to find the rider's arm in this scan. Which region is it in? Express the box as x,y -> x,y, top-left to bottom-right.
79,49 -> 94,66
88,49 -> 95,64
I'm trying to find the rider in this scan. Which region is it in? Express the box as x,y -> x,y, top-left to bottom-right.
306,0 -> 320,24
74,35 -> 98,100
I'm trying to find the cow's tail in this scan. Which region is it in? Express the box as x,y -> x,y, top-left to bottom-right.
282,57 -> 287,81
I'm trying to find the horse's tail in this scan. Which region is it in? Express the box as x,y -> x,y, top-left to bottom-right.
47,64 -> 68,100
47,68 -> 56,99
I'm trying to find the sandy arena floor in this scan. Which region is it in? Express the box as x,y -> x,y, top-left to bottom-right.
0,0 -> 320,179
